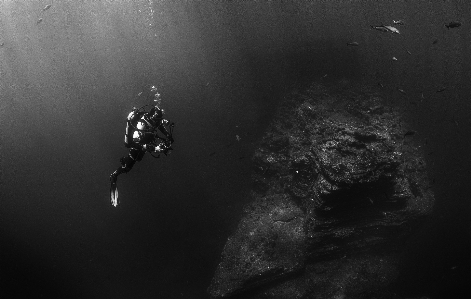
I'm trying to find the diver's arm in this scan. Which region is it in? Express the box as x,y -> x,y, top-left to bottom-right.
142,143 -> 164,153
142,144 -> 154,152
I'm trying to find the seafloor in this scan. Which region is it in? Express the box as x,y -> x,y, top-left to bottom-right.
208,80 -> 434,299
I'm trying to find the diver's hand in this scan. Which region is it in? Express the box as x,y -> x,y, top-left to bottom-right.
154,145 -> 163,152
158,142 -> 172,155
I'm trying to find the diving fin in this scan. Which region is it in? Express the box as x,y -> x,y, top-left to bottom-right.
110,182 -> 119,207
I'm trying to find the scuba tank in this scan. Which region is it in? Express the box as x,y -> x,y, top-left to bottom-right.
124,107 -> 145,148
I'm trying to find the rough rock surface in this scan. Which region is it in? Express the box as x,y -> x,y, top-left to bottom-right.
208,81 -> 434,298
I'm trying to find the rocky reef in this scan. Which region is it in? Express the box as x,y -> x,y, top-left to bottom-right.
208,81 -> 434,299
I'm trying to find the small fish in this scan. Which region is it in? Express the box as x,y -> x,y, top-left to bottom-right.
407,50 -> 412,55
393,20 -> 405,25
392,56 -> 398,61
43,4 -> 52,11
432,38 -> 439,44
347,41 -> 359,46
322,74 -> 328,79
209,152 -> 216,157
370,25 -> 390,33
236,135 -> 240,141
403,130 -> 416,137
37,18 -> 43,24
383,25 -> 400,34
378,82 -> 384,88
397,88 -> 406,94
445,21 -> 461,29
436,87 -> 446,92
0,42 -> 4,47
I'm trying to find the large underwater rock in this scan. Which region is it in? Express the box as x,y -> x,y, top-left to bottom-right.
208,81 -> 434,299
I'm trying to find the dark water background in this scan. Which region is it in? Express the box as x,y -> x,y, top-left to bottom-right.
0,1 -> 470,298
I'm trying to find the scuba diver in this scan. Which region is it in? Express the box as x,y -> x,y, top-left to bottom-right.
109,86 -> 175,207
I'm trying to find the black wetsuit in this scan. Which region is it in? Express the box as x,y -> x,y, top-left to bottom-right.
112,107 -> 172,180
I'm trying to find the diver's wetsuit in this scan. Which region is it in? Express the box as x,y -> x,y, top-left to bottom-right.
110,106 -> 173,183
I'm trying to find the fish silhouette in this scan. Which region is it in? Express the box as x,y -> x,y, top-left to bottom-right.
371,25 -> 400,34
445,21 -> 461,29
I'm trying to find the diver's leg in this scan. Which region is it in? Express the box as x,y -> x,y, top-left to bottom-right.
109,150 -> 143,207
110,154 -> 136,183
110,167 -> 125,184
